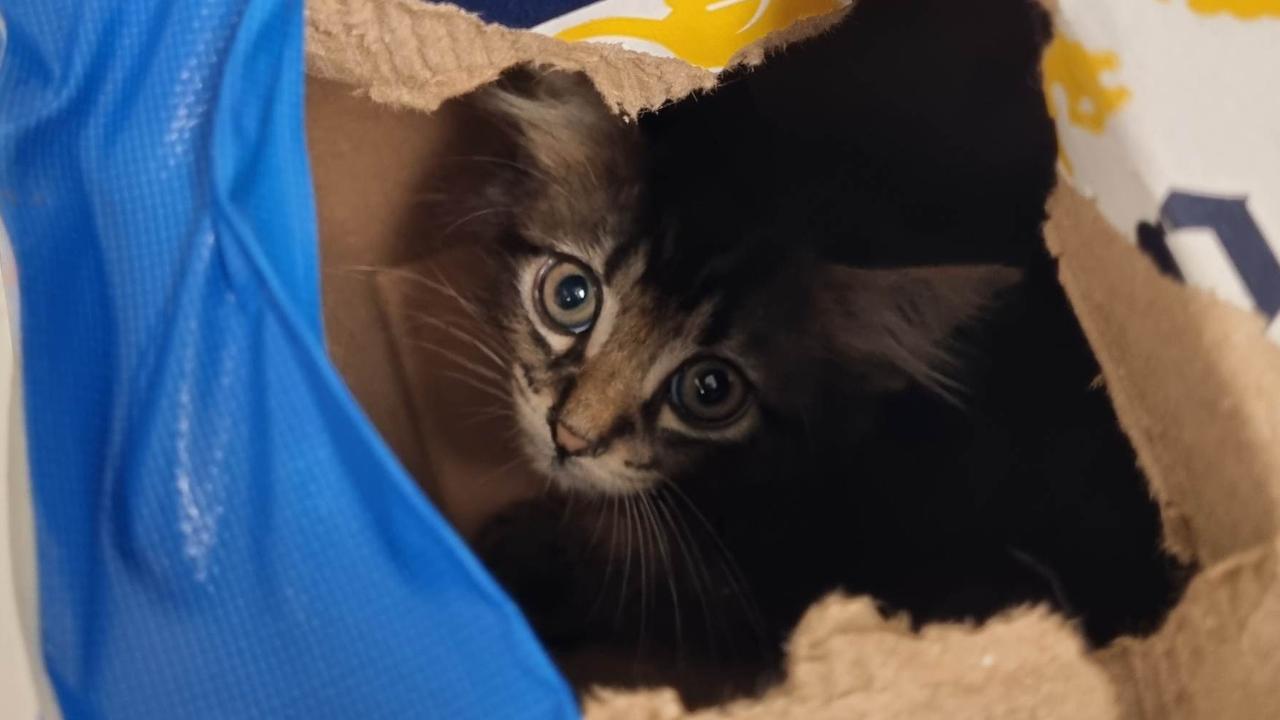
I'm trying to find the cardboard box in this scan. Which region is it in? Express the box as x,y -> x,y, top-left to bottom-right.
305,0 -> 1280,716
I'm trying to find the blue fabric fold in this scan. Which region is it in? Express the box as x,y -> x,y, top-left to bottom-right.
0,1 -> 575,717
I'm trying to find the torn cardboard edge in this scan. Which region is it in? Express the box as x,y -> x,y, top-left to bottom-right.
1045,186 -> 1280,566
305,0 -> 850,118
305,0 -> 1280,717
306,0 -> 715,118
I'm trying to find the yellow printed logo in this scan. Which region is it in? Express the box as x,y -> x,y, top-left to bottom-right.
1178,0 -> 1280,19
1041,34 -> 1131,173
555,0 -> 844,70
1042,35 -> 1130,134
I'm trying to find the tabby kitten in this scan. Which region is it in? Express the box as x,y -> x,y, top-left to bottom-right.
451,31 -> 1184,699
482,72 -> 1016,499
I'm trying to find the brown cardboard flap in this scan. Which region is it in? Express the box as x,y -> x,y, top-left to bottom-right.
1098,540 -> 1280,720
1046,184 -> 1280,719
310,76 -> 443,488
585,597 -> 1117,720
1045,185 -> 1280,566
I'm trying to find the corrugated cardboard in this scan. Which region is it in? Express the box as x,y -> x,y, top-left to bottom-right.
307,0 -> 714,117
305,0 -> 1280,716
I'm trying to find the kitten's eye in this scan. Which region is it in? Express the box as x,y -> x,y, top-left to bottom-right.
535,256 -> 600,334
669,357 -> 751,427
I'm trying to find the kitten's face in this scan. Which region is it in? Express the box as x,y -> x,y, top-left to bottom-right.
474,68 -> 1017,497
507,239 -> 763,496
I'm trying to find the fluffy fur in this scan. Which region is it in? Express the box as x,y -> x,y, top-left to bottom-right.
426,0 -> 1189,706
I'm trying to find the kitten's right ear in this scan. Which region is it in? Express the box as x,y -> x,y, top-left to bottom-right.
814,263 -> 1022,397
474,66 -> 638,183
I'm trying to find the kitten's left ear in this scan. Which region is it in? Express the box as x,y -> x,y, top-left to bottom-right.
814,264 -> 1022,395
475,66 -> 638,183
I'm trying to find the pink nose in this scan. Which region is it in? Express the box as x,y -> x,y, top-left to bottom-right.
554,422 -> 592,454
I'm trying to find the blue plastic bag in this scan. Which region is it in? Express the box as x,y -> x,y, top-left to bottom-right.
0,1 -> 575,717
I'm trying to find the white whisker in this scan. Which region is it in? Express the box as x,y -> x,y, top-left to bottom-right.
344,263 -> 489,328
441,155 -> 559,191
634,495 -> 650,656
657,491 -> 709,655
427,266 -> 488,325
441,206 -> 513,238
409,339 -> 508,386
642,493 -> 683,654
440,154 -> 573,203
471,457 -> 523,486
407,313 -> 508,370
669,500 -> 723,653
617,497 -> 636,628
589,496 -> 621,619
664,483 -> 767,643
435,369 -> 512,404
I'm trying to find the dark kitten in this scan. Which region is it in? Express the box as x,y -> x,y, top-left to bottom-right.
440,0 -> 1189,704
